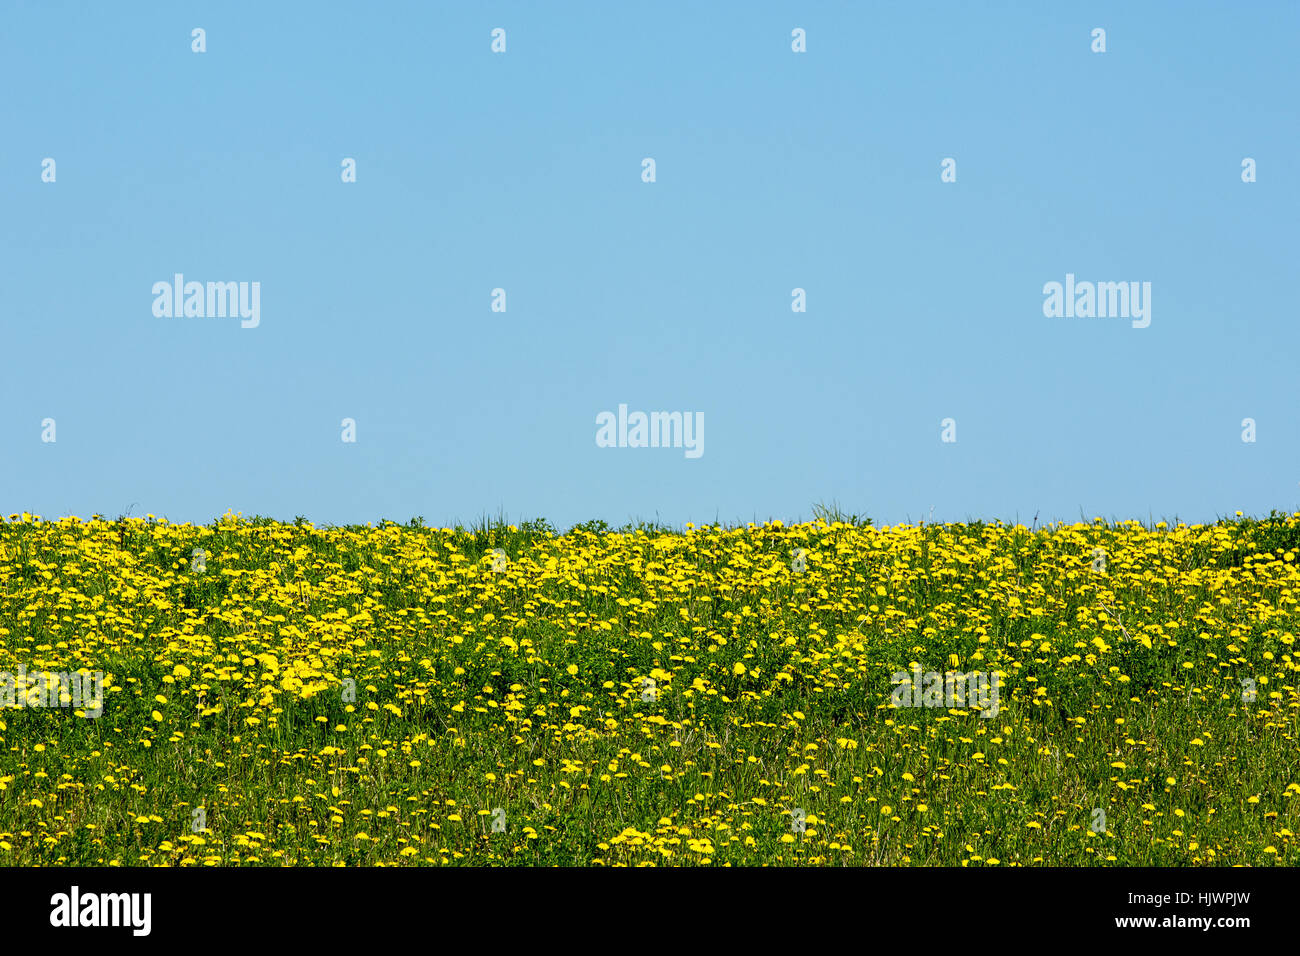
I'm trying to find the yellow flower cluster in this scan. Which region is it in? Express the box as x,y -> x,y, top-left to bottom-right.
0,511 -> 1296,865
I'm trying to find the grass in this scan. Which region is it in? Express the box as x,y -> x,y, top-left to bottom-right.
0,510 -> 1297,866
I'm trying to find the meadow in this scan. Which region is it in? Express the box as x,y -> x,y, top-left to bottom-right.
1,510 -> 1297,866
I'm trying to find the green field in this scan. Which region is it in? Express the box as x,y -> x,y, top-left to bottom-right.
2,511 -> 1298,865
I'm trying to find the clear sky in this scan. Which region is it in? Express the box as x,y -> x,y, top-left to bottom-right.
3,1 -> 1297,529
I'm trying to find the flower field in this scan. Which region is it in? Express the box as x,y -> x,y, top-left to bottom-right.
1,511 -> 1298,866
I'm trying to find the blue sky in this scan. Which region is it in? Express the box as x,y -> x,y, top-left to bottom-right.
3,1 -> 1297,528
